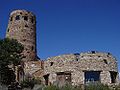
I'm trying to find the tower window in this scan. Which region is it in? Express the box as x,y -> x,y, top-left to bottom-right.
23,39 -> 26,42
91,51 -> 95,54
10,17 -> 13,21
16,15 -> 20,20
31,46 -> 34,50
7,28 -> 9,32
31,17 -> 34,23
24,16 -> 28,21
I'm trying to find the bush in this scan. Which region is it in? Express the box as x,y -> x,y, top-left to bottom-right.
60,84 -> 82,90
44,84 -> 82,90
85,82 -> 111,90
44,85 -> 59,90
20,78 -> 41,89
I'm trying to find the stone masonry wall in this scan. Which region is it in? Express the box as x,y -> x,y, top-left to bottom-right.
6,10 -> 36,61
44,51 -> 119,86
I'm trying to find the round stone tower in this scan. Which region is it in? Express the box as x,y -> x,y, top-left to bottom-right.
6,10 -> 36,61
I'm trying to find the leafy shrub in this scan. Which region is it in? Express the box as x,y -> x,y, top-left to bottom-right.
85,82 -> 111,90
44,84 -> 82,90
20,78 -> 41,89
44,85 -> 59,90
60,84 -> 82,90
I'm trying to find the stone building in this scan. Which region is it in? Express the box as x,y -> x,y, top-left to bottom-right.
5,10 -> 119,86
44,51 -> 119,86
6,10 -> 43,81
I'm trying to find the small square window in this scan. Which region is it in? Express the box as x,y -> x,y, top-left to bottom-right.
16,15 -> 20,20
91,51 -> 95,54
24,16 -> 28,21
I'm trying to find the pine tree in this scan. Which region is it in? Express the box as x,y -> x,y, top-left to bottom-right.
0,38 -> 24,85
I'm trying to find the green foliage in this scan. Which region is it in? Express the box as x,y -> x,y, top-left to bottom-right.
85,83 -> 111,90
42,83 -> 117,90
0,38 -> 24,65
60,84 -> 82,90
0,38 -> 24,85
44,84 -> 82,90
20,78 -> 41,89
44,85 -> 59,90
19,82 -> 120,90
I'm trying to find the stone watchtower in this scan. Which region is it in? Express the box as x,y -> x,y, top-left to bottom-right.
6,10 -> 37,62
6,10 -> 44,82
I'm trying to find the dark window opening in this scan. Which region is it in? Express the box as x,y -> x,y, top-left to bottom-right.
76,58 -> 78,61
16,15 -> 20,20
23,39 -> 26,42
10,17 -> 13,21
27,51 -> 30,53
7,28 -> 9,32
98,56 -> 101,58
91,51 -> 95,54
103,59 -> 108,64
108,53 -> 111,55
74,53 -> 80,55
25,24 -> 28,27
24,16 -> 28,21
31,17 -> 34,23
110,71 -> 117,83
85,71 -> 101,84
44,74 -> 49,85
20,12 -> 22,14
31,46 -> 34,51
50,62 -> 54,66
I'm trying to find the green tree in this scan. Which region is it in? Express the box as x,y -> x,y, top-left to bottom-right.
0,38 -> 24,85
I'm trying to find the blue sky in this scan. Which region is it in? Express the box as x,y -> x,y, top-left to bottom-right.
0,0 -> 120,70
